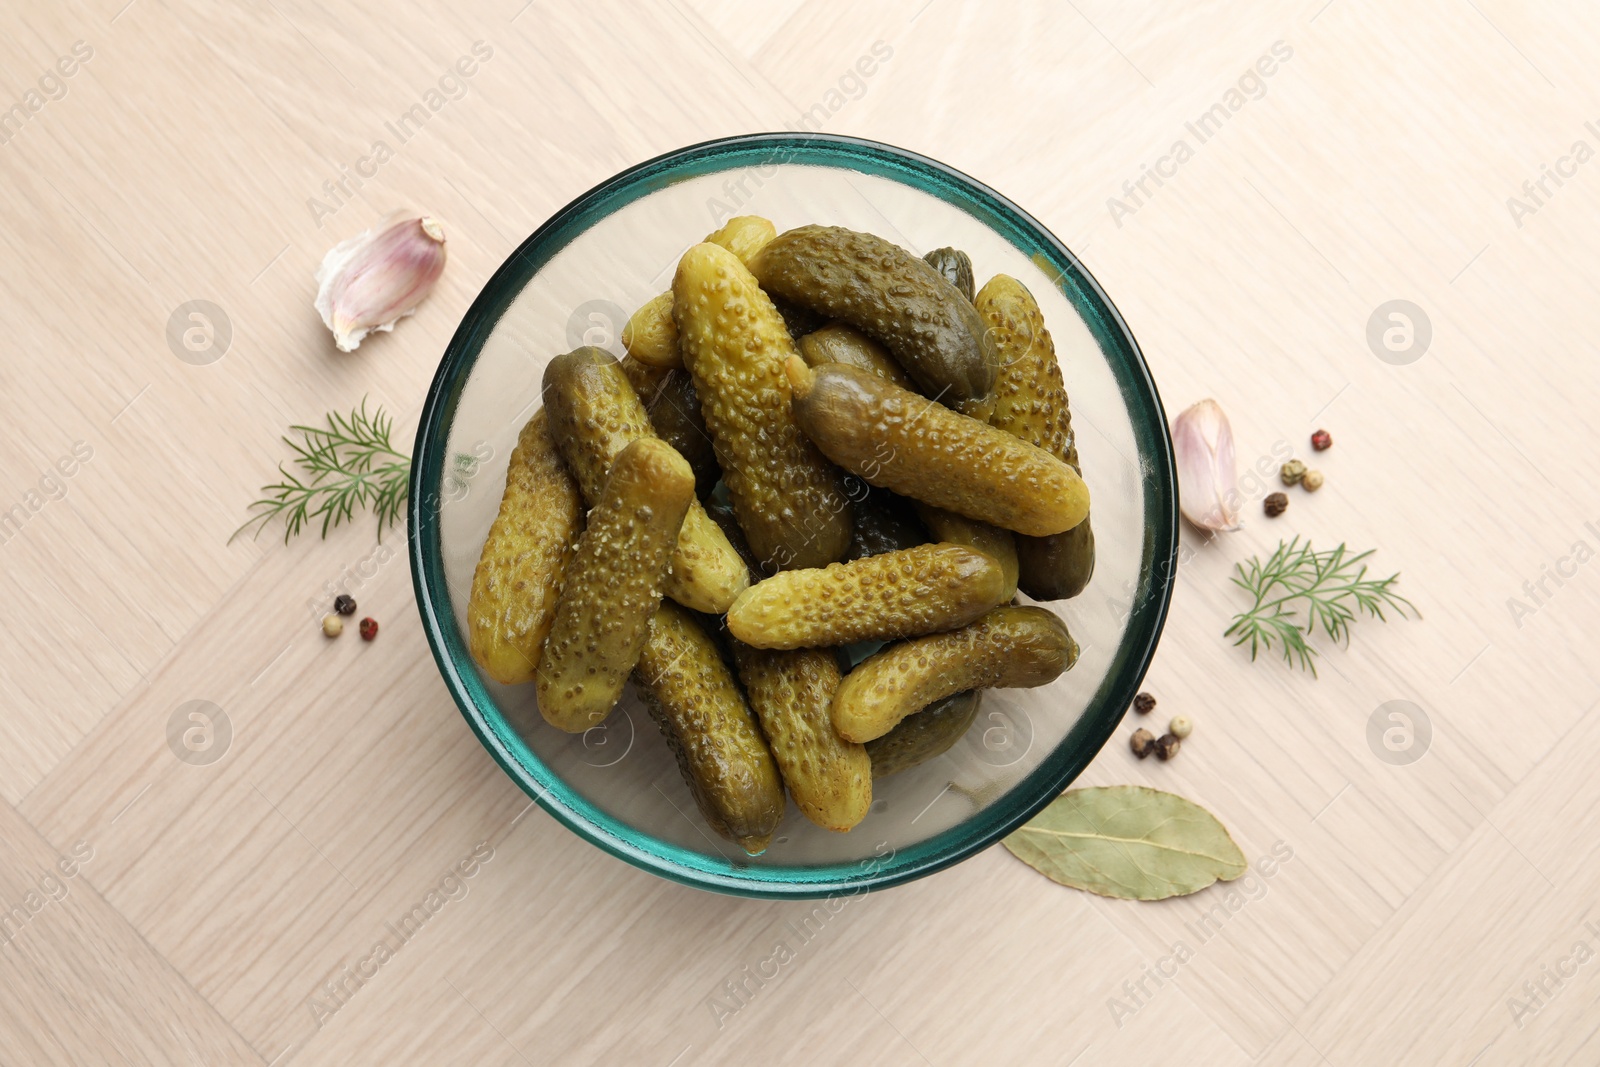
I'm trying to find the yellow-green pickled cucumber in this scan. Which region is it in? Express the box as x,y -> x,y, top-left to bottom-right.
798,323 -> 914,390
922,247 -> 974,302
866,690 -> 982,778
975,274 -> 1095,600
726,542 -> 1008,650
467,410 -> 585,685
536,439 -> 695,731
622,216 -> 778,369
731,643 -> 871,832
915,504 -> 1018,600
542,347 -> 747,613
832,605 -> 1077,743
785,358 -> 1089,537
749,225 -> 998,414
673,242 -> 852,571
635,602 -> 785,854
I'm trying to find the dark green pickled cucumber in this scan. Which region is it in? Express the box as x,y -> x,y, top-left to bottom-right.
749,226 -> 998,415
535,439 -> 695,732
975,274 -> 1095,599
923,247 -> 974,302
846,481 -> 926,561
773,299 -> 826,342
785,358 -> 1090,538
866,690 -> 982,778
644,369 -> 720,497
635,602 -> 785,854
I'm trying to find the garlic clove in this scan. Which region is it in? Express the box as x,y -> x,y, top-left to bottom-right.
1172,398 -> 1241,532
314,215 -> 447,352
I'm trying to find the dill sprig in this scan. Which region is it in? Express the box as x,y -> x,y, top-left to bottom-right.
1223,537 -> 1416,676
231,399 -> 410,544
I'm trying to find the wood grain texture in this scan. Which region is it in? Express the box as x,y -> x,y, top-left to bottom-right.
1,0 -> 1597,1064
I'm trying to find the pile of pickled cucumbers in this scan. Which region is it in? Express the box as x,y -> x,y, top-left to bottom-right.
467,218 -> 1096,855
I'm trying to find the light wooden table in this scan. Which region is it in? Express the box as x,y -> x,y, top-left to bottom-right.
2,1 -> 1596,1063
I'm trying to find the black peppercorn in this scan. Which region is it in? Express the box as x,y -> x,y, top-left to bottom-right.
334,594 -> 357,615
1130,729 -> 1156,759
1154,733 -> 1181,760
1133,692 -> 1156,715
1264,492 -> 1288,517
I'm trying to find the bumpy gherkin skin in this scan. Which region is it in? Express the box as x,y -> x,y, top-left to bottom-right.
634,602 -> 785,854
468,410 -> 585,685
915,503 -> 1018,601
731,643 -> 871,832
976,274 -> 1095,600
726,543 -> 1008,650
622,216 -> 779,369
866,690 -> 982,778
535,439 -> 695,732
922,247 -> 975,303
542,347 -> 748,613
786,359 -> 1090,538
832,606 -> 1077,743
749,226 -> 998,414
674,242 -> 852,572
799,323 -> 914,390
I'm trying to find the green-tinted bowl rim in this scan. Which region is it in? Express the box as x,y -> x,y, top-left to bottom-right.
409,133 -> 1177,898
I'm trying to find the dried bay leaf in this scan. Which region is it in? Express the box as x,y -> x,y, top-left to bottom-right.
1003,786 -> 1246,900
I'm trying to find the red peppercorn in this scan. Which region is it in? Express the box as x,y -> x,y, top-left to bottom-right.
359,617 -> 378,641
1311,428 -> 1332,451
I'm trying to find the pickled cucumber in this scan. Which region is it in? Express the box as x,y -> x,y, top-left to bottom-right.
536,439 -> 695,731
923,247 -> 974,302
619,353 -> 672,404
622,216 -> 778,369
785,358 -> 1090,537
832,605 -> 1077,743
866,690 -> 982,778
915,504 -> 1018,601
467,410 -> 584,685
726,542 -> 1008,650
798,323 -> 913,390
542,347 -> 747,613
673,242 -> 852,571
846,482 -> 925,561
732,643 -> 871,832
644,369 -> 719,497
749,226 -> 999,414
976,274 -> 1095,599
635,602 -> 786,854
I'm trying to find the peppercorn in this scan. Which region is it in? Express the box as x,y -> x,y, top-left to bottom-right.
1130,728 -> 1156,759
359,617 -> 378,641
1169,715 -> 1193,739
1154,733 -> 1181,760
1133,692 -> 1156,715
1280,459 -> 1307,486
1311,428 -> 1332,451
321,614 -> 343,638
1264,492 -> 1288,517
334,594 -> 357,615
1301,469 -> 1324,492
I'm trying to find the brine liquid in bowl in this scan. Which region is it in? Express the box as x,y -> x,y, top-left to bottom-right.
416,136 -> 1174,895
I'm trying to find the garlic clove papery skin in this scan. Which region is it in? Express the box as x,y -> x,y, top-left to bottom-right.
315,216 -> 447,352
1172,398 -> 1241,532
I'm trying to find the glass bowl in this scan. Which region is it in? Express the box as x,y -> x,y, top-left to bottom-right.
409,134 -> 1176,898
